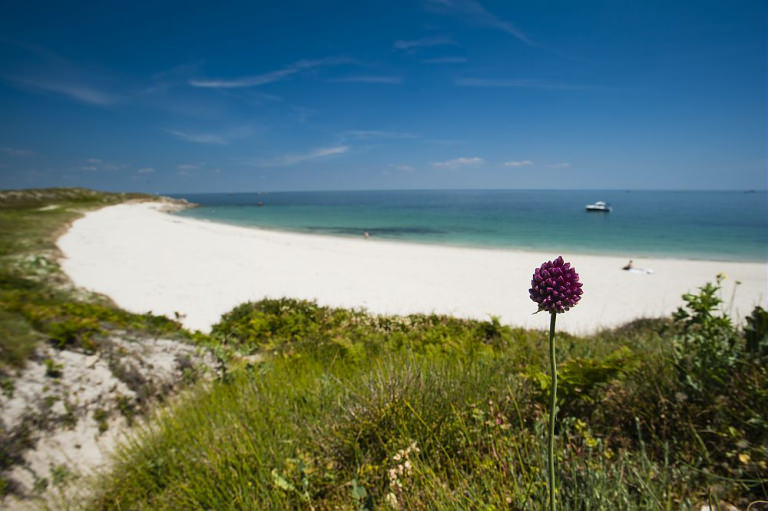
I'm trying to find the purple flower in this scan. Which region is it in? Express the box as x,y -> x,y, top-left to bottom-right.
529,256 -> 583,314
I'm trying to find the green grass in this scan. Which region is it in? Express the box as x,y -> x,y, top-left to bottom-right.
0,187 -> 189,370
88,298 -> 768,510
0,188 -> 194,496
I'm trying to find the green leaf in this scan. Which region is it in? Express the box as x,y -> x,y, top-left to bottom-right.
350,479 -> 368,500
271,469 -> 295,492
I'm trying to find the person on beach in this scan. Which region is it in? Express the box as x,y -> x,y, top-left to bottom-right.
363,231 -> 370,239
622,259 -> 633,270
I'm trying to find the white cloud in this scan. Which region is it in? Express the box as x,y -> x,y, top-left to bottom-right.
9,77 -> 118,105
0,146 -> 34,156
3,46 -> 121,107
428,138 -> 467,146
143,62 -> 203,94
504,160 -> 533,167
329,76 -> 402,84
254,145 -> 349,167
168,126 -> 252,145
291,105 -> 316,124
342,130 -> 419,140
137,167 -> 155,174
167,130 -> 228,145
80,158 -> 126,172
431,156 -> 485,168
166,126 -> 253,145
177,163 -> 203,170
189,57 -> 351,89
394,36 -> 456,50
391,164 -> 415,172
454,78 -> 588,90
548,162 -> 571,168
422,56 -> 467,64
426,0 -> 533,46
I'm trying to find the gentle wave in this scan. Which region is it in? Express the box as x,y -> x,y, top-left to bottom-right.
170,190 -> 768,262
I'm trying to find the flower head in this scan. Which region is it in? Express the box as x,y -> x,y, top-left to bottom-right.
529,256 -> 583,314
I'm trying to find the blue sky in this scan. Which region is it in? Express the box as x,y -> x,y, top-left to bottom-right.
0,0 -> 764,193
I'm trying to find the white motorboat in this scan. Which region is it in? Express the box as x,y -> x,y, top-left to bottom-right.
585,201 -> 612,212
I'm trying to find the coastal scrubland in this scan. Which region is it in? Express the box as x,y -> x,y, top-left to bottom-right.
0,189 -> 206,503
86,294 -> 767,510
0,188 -> 189,369
1,189 -> 766,509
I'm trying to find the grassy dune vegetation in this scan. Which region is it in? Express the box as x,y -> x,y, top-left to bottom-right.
0,188 -> 191,496
1,189 -> 766,509
0,188 -> 189,371
90,293 -> 768,509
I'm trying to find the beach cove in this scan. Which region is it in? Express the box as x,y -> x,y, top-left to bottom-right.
57,201 -> 767,334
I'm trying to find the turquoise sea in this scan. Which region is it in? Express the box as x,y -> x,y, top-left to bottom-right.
171,190 -> 767,262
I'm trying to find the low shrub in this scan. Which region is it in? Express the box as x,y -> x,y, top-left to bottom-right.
88,283 -> 768,509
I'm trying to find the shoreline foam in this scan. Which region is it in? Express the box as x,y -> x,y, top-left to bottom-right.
57,202 -> 767,335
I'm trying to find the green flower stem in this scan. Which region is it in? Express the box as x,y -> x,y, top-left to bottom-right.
548,311 -> 557,511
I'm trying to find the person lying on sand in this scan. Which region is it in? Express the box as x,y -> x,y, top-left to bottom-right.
623,259 -> 654,274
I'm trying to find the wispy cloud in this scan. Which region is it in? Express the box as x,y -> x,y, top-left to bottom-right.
291,105 -> 316,124
143,62 -> 203,94
189,57 -> 351,89
425,0 -> 534,46
329,76 -> 402,84
342,130 -> 419,140
394,36 -> 456,51
454,78 -> 589,90
80,158 -> 126,171
253,145 -> 349,167
168,130 -> 227,144
422,56 -> 467,64
137,167 -> 155,174
504,160 -> 533,167
167,127 -> 251,145
7,76 -> 118,105
2,43 -> 121,107
390,164 -> 416,172
428,138 -> 467,146
549,162 -> 571,168
431,156 -> 485,168
177,163 -> 203,170
0,146 -> 33,156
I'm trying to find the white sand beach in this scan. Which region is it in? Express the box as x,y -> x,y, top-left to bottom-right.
57,202 -> 767,335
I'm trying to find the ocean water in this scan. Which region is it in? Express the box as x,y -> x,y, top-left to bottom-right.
171,190 -> 767,262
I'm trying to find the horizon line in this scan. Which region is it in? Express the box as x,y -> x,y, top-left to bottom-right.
1,185 -> 765,195
159,187 -> 768,195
